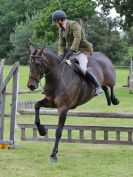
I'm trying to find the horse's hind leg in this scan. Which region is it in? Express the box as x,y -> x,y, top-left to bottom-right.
110,87 -> 119,105
102,86 -> 111,106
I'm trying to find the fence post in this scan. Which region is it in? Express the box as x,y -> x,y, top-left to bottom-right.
0,60 -> 19,147
129,59 -> 133,93
10,62 -> 19,142
0,59 -> 5,140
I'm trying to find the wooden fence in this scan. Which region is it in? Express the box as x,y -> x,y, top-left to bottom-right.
0,59 -> 19,147
16,100 -> 133,145
18,124 -> 133,145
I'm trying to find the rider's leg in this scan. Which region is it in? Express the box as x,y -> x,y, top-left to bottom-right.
85,68 -> 103,95
76,53 -> 103,96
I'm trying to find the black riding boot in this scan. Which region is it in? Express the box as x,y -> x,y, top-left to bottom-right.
85,69 -> 103,96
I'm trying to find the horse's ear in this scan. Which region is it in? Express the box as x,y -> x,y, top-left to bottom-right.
38,48 -> 44,55
29,43 -> 35,54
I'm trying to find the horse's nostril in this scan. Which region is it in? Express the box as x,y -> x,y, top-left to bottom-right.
27,84 -> 36,91
30,85 -> 35,90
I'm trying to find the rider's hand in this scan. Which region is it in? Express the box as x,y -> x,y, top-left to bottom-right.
63,59 -> 67,62
64,49 -> 74,59
59,55 -> 64,61
63,59 -> 71,65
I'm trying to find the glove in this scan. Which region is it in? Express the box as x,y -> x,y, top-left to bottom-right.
64,49 -> 74,59
63,59 -> 71,66
59,55 -> 64,61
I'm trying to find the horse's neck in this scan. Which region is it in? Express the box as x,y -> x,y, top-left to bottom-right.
45,67 -> 60,86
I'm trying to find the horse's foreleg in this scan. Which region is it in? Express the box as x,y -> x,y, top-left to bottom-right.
49,106 -> 68,162
35,98 -> 52,136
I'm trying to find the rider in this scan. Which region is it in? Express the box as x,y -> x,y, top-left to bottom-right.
52,10 -> 102,96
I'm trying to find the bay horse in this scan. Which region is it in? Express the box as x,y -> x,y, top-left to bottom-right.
27,44 -> 119,162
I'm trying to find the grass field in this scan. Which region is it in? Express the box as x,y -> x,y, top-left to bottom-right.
0,65 -> 133,177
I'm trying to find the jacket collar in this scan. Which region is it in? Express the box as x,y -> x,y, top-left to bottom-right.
66,20 -> 70,31
60,20 -> 70,32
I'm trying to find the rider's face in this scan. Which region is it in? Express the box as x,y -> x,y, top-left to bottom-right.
55,19 -> 64,28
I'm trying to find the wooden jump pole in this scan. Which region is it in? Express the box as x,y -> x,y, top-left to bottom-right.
18,109 -> 133,119
5,88 -> 42,95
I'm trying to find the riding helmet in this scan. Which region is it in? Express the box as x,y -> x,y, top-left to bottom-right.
52,10 -> 67,21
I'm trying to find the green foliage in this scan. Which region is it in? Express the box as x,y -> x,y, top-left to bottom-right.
0,0 -> 132,65
24,0 -> 48,17
0,0 -> 47,58
126,27 -> 133,47
0,0 -> 26,57
7,19 -> 32,65
8,14 -> 58,64
97,0 -> 133,29
86,14 -> 129,64
32,0 -> 96,43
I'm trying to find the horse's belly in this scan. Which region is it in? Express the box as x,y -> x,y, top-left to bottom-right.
69,80 -> 95,109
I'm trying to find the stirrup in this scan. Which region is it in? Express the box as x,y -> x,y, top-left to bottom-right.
94,87 -> 103,96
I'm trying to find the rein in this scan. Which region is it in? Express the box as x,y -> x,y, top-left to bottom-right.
29,54 -> 66,89
60,62 -> 66,78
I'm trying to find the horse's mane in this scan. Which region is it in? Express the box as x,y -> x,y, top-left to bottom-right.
44,48 -> 61,62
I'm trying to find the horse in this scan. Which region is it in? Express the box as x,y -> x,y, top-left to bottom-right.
27,44 -> 119,162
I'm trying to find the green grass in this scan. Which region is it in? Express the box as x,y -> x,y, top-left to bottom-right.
0,66 -> 133,177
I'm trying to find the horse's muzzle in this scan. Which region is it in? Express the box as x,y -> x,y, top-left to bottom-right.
27,83 -> 38,91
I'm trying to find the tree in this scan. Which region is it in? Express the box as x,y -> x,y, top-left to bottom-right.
126,27 -> 133,46
0,0 -> 26,57
0,0 -> 47,58
86,13 -> 129,64
32,0 -> 96,44
8,18 -> 32,65
126,27 -> 133,62
97,0 -> 133,29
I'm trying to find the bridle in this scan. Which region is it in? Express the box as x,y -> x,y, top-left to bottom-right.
29,54 -> 46,83
29,52 -> 66,86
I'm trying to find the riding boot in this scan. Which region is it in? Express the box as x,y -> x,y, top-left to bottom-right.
85,69 -> 103,96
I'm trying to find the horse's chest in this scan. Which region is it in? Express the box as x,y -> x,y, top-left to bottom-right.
43,84 -> 56,96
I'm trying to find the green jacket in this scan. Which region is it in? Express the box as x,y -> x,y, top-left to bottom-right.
58,20 -> 93,56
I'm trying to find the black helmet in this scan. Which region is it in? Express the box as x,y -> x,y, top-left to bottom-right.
52,10 -> 67,21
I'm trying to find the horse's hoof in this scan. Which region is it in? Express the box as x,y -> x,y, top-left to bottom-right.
112,98 -> 120,105
116,99 -> 120,105
48,156 -> 57,163
37,125 -> 48,136
107,101 -> 111,106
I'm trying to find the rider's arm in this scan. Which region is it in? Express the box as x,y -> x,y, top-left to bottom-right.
58,29 -> 66,56
70,22 -> 81,52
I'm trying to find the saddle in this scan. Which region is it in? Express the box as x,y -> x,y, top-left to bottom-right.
64,51 -> 87,75
64,58 -> 82,74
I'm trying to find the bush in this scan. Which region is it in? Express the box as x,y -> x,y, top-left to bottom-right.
7,18 -> 32,65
